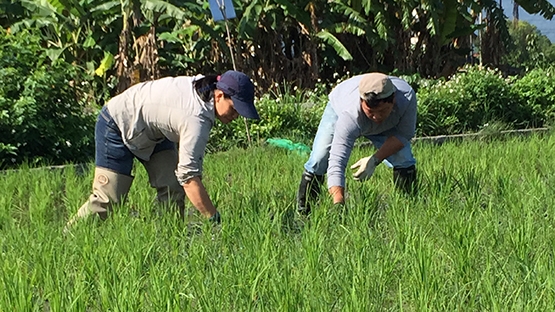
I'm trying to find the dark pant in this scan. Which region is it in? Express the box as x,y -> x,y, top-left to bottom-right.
94,106 -> 175,175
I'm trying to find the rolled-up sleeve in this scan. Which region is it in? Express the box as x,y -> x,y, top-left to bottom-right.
175,116 -> 212,185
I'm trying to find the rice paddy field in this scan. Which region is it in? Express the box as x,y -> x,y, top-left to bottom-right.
1,133 -> 555,311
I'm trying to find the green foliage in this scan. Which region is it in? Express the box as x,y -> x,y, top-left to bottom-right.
207,87 -> 327,153
395,72 -> 441,94
3,0 -> 554,92
516,0 -> 555,19
417,66 -> 528,136
2,43 -> 555,167
504,20 -> 555,70
511,67 -> 555,126
150,0 -> 223,75
0,28 -> 95,168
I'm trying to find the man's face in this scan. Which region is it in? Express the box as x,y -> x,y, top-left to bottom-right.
215,90 -> 240,124
361,98 -> 395,124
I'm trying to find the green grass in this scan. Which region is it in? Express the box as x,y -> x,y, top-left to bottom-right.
2,134 -> 555,311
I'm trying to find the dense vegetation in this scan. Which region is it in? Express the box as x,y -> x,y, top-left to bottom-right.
1,27 -> 554,167
1,1 -> 554,168
1,0 -> 554,92
0,29 -> 95,168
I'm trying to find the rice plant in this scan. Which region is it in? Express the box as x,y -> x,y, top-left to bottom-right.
1,133 -> 555,311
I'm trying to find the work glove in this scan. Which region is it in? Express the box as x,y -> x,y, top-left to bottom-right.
209,211 -> 221,224
351,155 -> 381,181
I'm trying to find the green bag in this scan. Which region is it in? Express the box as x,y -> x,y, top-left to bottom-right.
266,138 -> 311,156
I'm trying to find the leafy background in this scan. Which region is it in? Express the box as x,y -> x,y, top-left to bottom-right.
1,0 -> 555,167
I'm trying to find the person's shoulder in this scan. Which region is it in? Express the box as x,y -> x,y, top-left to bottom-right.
330,75 -> 364,97
150,76 -> 199,90
168,75 -> 199,82
336,74 -> 365,87
150,75 -> 199,83
388,76 -> 410,88
190,74 -> 205,82
389,77 -> 414,96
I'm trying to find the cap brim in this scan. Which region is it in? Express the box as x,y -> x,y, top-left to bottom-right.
233,97 -> 260,119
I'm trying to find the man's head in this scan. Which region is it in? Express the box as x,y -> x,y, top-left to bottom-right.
214,70 -> 259,124
359,73 -> 396,124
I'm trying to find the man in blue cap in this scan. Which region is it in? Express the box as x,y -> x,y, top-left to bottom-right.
297,72 -> 417,214
66,70 -> 259,229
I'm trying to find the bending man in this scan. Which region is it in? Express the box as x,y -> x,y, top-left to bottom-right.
67,70 -> 259,228
297,72 -> 417,214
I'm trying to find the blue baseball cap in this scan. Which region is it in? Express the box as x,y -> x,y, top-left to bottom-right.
216,70 -> 259,119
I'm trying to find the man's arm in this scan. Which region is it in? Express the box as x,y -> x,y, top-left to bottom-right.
374,135 -> 404,161
327,114 -> 360,205
182,176 -> 218,218
329,186 -> 345,204
330,136 -> 404,204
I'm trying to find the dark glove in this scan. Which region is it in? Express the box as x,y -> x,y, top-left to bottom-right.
209,211 -> 221,224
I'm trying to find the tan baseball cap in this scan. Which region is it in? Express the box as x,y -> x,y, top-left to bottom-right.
359,73 -> 396,100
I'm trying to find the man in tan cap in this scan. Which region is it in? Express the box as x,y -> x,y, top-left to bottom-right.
297,72 -> 417,214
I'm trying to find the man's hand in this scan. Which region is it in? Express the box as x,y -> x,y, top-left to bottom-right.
209,211 -> 221,224
351,155 -> 381,181
329,186 -> 344,204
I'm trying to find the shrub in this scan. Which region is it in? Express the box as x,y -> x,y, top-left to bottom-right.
511,67 -> 555,127
207,87 -> 327,152
416,66 -> 523,136
0,28 -> 95,168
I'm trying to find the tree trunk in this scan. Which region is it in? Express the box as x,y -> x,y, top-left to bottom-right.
134,13 -> 160,82
513,1 -> 519,26
481,9 -> 502,67
116,12 -> 132,94
306,2 -> 319,84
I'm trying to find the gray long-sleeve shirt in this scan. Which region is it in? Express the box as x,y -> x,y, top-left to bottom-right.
106,75 -> 214,185
327,75 -> 417,188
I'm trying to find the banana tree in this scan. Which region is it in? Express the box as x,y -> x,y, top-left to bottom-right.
10,0 -> 121,105
414,0 -> 483,76
13,0 -> 119,66
11,0 -> 213,93
154,0 -> 223,75
322,0 -> 475,76
99,0 -> 229,90
516,0 -> 555,19
234,0 -> 357,90
236,0 -> 311,89
0,0 -> 25,28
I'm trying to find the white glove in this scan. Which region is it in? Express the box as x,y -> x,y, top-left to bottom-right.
351,155 -> 381,181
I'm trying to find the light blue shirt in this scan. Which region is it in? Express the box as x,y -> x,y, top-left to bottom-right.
327,75 -> 417,188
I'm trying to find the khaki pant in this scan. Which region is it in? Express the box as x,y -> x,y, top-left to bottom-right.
142,149 -> 186,216
65,149 -> 187,230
